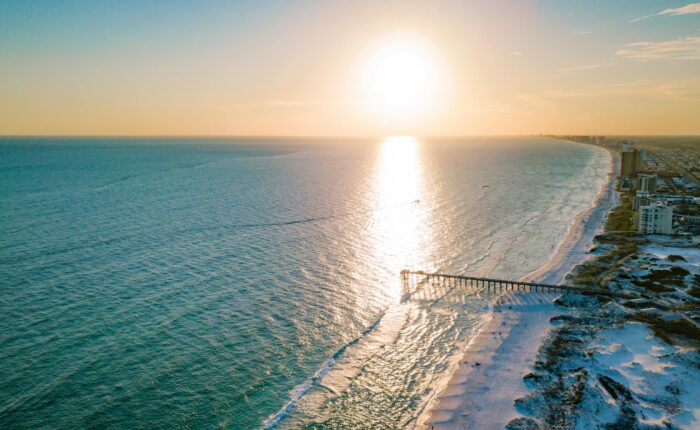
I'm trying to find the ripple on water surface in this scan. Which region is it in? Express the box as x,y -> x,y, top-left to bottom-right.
0,137 -> 609,429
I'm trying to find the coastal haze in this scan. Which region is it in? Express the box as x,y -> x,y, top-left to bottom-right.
1,137 -> 608,428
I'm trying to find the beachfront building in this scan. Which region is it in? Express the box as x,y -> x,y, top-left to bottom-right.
633,192 -> 653,211
637,174 -> 657,193
620,177 -> 631,191
621,143 -> 642,178
637,202 -> 674,235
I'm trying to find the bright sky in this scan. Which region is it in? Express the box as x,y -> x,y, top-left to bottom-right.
1,0 -> 699,136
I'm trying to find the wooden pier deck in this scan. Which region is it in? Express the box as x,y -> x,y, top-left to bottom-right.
400,269 -> 634,301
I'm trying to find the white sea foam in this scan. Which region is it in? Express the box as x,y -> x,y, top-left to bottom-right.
263,357 -> 336,429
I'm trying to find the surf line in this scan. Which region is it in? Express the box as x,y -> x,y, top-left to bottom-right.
234,199 -> 420,230
262,308 -> 388,429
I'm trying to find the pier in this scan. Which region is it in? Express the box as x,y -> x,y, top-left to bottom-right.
400,269 -> 633,302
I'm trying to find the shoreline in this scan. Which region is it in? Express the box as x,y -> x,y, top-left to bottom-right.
525,141 -> 620,285
419,142 -> 619,429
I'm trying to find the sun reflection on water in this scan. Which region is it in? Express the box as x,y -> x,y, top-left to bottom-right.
368,136 -> 435,300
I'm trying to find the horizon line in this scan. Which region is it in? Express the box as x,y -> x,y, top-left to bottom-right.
2,133 -> 699,139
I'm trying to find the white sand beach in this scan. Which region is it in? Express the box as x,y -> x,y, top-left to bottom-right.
418,145 -> 619,429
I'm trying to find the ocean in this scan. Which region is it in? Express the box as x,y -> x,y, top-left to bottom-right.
0,136 -> 609,429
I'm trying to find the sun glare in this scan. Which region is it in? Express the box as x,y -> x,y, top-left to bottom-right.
361,36 -> 445,122
368,136 -> 433,299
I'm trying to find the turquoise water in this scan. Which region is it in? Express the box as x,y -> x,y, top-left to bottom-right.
0,137 -> 608,429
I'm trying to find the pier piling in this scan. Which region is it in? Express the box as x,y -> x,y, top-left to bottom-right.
400,270 -> 632,302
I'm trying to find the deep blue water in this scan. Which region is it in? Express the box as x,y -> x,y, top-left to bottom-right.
0,137 -> 608,429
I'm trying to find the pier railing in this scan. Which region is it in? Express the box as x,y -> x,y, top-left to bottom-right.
400,270 -> 634,302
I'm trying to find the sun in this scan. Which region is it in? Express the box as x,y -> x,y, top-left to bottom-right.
361,35 -> 444,122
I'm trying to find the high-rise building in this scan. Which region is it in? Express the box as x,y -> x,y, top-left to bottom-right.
632,191 -> 653,211
638,202 -> 673,235
621,143 -> 641,178
637,174 -> 657,193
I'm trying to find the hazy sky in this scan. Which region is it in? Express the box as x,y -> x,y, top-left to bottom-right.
1,0 -> 699,136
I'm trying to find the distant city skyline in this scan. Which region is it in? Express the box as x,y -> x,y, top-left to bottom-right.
1,0 -> 699,136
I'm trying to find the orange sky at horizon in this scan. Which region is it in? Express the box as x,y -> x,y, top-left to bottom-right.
1,1 -> 699,137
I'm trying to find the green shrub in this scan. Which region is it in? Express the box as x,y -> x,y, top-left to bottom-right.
629,313 -> 700,345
